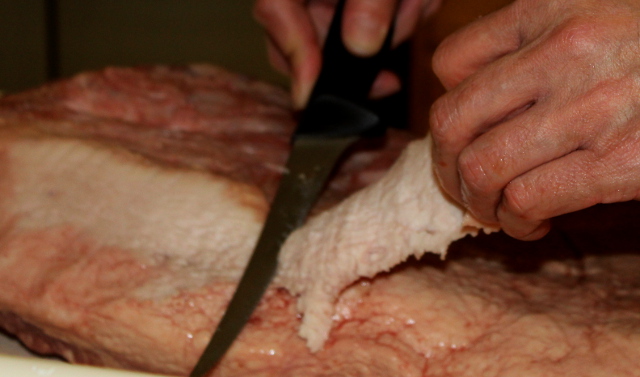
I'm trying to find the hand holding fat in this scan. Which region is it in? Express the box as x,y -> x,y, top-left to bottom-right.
430,0 -> 640,240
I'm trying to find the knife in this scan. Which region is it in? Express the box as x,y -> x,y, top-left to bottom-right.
189,1 -> 395,375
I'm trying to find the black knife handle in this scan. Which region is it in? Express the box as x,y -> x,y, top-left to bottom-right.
295,0 -> 396,139
312,0 -> 396,103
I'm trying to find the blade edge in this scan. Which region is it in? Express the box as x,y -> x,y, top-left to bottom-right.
189,136 -> 357,377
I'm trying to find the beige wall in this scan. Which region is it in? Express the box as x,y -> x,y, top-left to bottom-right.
0,0 -> 286,93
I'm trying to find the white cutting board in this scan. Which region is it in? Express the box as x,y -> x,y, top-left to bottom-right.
0,332 -> 170,377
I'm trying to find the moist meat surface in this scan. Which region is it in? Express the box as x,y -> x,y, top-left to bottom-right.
278,135 -> 494,351
0,65 -> 639,377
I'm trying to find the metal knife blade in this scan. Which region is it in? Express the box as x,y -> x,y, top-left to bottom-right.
189,97 -> 380,377
189,0 -> 395,375
189,135 -> 355,377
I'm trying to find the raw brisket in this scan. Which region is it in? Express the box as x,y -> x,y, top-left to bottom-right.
0,65 -> 639,377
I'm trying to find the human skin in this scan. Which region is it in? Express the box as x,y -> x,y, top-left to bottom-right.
254,0 -> 640,242
430,0 -> 640,240
252,0 -> 441,108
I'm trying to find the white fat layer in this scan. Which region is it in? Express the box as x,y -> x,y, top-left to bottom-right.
3,133 -> 490,349
277,135 -> 494,351
5,137 -> 265,297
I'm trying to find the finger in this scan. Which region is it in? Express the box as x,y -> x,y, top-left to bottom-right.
432,2 -> 523,90
342,0 -> 400,56
254,0 -> 322,108
430,46 -> 550,207
307,0 -> 337,41
445,62 -> 640,225
497,139 -> 640,240
266,38 -> 292,76
393,0 -> 437,46
455,108 -> 571,225
267,29 -> 401,101
342,0 -> 430,56
369,70 -> 401,99
455,86 -> 613,225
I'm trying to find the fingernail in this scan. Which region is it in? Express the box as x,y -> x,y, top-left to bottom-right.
369,71 -> 401,99
344,16 -> 388,57
292,81 -> 311,110
291,54 -> 315,110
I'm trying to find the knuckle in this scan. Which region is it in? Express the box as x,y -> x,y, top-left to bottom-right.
457,148 -> 496,197
549,16 -> 603,59
585,77 -> 636,123
501,180 -> 539,221
429,96 -> 457,145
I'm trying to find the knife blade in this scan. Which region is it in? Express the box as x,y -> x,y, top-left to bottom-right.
189,1 -> 395,375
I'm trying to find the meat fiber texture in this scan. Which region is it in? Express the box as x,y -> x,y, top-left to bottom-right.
277,135 -> 493,351
1,65 -> 640,377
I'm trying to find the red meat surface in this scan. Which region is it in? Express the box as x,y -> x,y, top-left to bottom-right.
0,65 -> 638,377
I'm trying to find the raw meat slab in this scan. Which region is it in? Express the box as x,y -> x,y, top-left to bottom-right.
0,65 -> 639,377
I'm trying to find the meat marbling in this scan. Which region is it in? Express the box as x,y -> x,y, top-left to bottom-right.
0,65 -> 639,377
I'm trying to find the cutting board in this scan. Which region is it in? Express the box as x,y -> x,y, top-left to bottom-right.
0,332 -> 169,377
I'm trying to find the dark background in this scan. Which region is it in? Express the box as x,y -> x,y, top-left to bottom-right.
0,0 -> 285,93
0,0 -> 512,132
